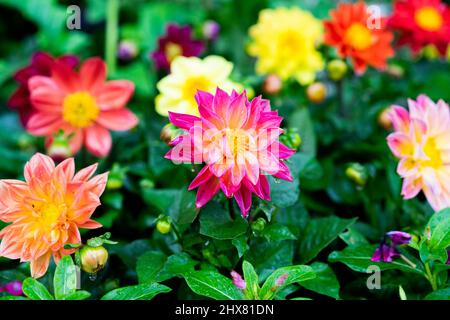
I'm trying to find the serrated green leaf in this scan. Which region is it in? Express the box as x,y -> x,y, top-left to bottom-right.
200,202 -> 248,240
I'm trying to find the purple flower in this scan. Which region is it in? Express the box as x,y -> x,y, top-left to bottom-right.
275,273 -> 289,286
230,270 -> 246,290
202,20 -> 220,41
387,231 -> 412,246
0,281 -> 23,296
371,243 -> 400,262
151,24 -> 204,71
118,40 -> 138,61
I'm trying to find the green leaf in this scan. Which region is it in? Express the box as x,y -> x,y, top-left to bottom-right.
339,226 -> 369,246
424,287 -> 450,300
299,262 -> 340,299
22,278 -> 54,300
232,236 -> 249,258
242,261 -> 260,299
101,283 -> 171,300
164,252 -> 198,276
260,265 -> 315,300
268,175 -> 299,208
299,217 -> 357,263
53,255 -> 77,300
420,209 -> 450,263
62,290 -> 91,300
183,270 -> 245,300
263,223 -> 297,242
288,107 -> 317,156
142,188 -> 199,225
328,244 -> 425,276
200,202 -> 248,240
137,251 -> 167,284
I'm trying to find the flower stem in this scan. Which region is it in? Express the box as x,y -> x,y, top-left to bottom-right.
105,0 -> 119,74
399,254 -> 416,269
228,197 -> 235,219
425,262 -> 438,291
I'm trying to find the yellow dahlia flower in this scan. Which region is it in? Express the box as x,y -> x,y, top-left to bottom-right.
155,55 -> 243,116
248,7 -> 324,85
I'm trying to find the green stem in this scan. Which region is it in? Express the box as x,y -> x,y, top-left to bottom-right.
425,262 -> 437,291
105,0 -> 119,74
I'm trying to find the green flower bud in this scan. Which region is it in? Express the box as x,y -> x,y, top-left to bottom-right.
251,217 -> 266,233
327,59 -> 348,81
107,164 -> 126,190
160,123 -> 184,146
280,128 -> 302,151
156,216 -> 172,234
345,163 -> 368,187
80,245 -> 108,274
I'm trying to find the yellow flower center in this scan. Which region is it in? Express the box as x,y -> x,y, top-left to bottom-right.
345,23 -> 373,50
165,42 -> 183,62
422,138 -> 443,168
226,129 -> 250,159
278,30 -> 303,56
415,7 -> 443,32
63,91 -> 100,128
182,76 -> 213,104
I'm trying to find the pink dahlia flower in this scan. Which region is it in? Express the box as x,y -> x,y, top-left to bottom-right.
165,88 -> 295,217
387,95 -> 450,211
26,57 -> 138,158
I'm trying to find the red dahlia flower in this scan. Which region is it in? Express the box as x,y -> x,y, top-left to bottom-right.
389,0 -> 450,56
151,24 -> 204,71
8,52 -> 79,127
324,1 -> 395,74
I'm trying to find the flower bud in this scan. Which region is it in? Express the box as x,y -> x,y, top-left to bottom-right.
202,20 -> 220,41
327,59 -> 348,81
251,217 -> 266,233
160,123 -> 184,146
306,82 -> 327,104
46,133 -> 72,162
386,64 -> 404,78
345,163 -> 368,187
378,107 -> 392,130
1,281 -> 23,296
18,134 -> 34,150
118,40 -> 139,61
230,270 -> 246,290
156,216 -> 171,234
263,74 -> 282,95
386,231 -> 411,246
275,272 -> 289,286
80,245 -> 109,274
422,44 -> 440,60
280,128 -> 302,151
107,163 -> 125,190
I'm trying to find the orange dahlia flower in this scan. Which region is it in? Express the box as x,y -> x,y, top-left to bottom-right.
26,57 -> 138,158
324,1 -> 394,74
0,153 -> 108,278
389,0 -> 450,56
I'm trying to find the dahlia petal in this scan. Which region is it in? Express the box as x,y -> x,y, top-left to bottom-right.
79,57 -> 106,91
26,112 -> 62,136
227,92 -> 248,128
387,133 -> 413,158
195,176 -> 220,208
85,125 -> 112,158
57,158 -> 75,181
389,106 -> 410,133
28,76 -> 64,113
51,61 -> 80,93
97,108 -> 139,131
234,186 -> 252,217
78,219 -> 102,229
24,153 -> 55,183
273,161 -> 293,182
188,166 -> 213,190
168,111 -> 201,130
401,177 -> 422,200
95,80 -> 135,110
30,251 -> 52,279
73,163 -> 98,181
194,90 -> 214,111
